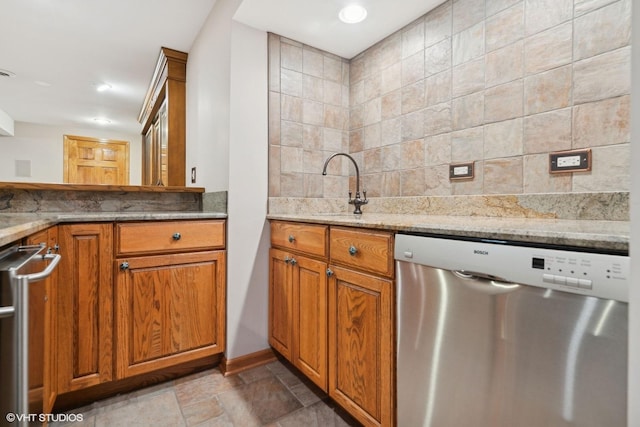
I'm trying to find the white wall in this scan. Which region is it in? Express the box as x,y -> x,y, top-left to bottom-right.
185,0 -> 242,191
0,121 -> 141,184
227,21 -> 269,358
628,1 -> 638,424
186,0 -> 270,360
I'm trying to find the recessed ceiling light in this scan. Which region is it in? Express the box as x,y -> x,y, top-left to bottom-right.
96,83 -> 112,92
339,4 -> 367,24
93,118 -> 111,125
0,69 -> 16,78
34,80 -> 52,87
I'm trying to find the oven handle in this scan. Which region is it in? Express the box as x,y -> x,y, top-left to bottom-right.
0,254 -> 61,319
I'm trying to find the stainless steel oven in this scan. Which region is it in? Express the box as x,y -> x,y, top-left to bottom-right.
0,245 -> 60,427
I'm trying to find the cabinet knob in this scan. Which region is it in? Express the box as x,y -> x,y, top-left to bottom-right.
284,256 -> 291,264
349,245 -> 358,256
173,232 -> 182,241
288,235 -> 295,243
290,258 -> 297,266
120,261 -> 130,271
326,268 -> 334,277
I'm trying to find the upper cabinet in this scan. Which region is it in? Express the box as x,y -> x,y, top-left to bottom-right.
139,47 -> 187,187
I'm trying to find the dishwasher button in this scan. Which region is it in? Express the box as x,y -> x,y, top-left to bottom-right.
403,251 -> 413,259
553,275 -> 566,285
578,279 -> 593,290
566,277 -> 579,287
543,274 -> 555,283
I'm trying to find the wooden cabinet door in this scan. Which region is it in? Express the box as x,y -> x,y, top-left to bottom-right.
57,223 -> 113,393
328,266 -> 394,427
269,248 -> 293,360
24,227 -> 58,414
115,251 -> 226,379
292,255 -> 328,391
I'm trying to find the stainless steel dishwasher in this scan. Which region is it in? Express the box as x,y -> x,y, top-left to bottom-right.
0,244 -> 60,426
395,233 -> 629,427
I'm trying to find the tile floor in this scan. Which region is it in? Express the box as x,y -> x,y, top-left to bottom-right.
50,360 -> 361,426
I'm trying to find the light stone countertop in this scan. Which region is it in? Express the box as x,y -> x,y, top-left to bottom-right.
267,213 -> 629,252
0,212 -> 227,247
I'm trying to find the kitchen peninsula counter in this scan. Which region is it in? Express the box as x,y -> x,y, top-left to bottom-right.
266,213 -> 629,252
0,211 -> 227,247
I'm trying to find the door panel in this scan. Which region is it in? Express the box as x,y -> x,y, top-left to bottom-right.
63,135 -> 130,185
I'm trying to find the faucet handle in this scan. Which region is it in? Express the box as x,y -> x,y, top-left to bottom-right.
363,189 -> 368,204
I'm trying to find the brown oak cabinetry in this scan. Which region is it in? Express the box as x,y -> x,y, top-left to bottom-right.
114,220 -> 226,379
24,227 -> 59,414
269,221 -> 329,391
56,223 -> 114,393
268,221 -> 395,426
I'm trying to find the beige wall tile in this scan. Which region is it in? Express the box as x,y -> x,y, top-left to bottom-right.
402,80 -> 426,114
381,90 -> 402,119
323,80 -> 342,106
524,0 -> 572,36
324,105 -> 348,130
452,126 -> 484,162
400,168 -> 426,195
281,173 -> 305,197
281,69 -> 302,97
269,145 -> 281,196
281,42 -> 302,72
364,44 -> 384,76
281,121 -> 303,147
484,80 -> 523,123
426,71 -> 452,107
572,144 -> 630,192
381,171 -> 401,196
322,175 -> 349,198
323,128 -> 343,152
269,91 -> 281,145
303,48 -> 324,78
524,22 -> 572,75
364,74 -> 382,101
281,146 -> 304,173
350,55 -> 365,84
486,2 -> 524,52
302,99 -> 324,126
453,92 -> 484,130
425,1 -> 452,48
303,125 -> 322,150
382,144 -> 402,171
282,94 -> 303,122
425,38 -> 452,77
487,0 -> 521,17
268,34 -> 281,92
362,173 -> 382,197
401,139 -> 426,169
523,153 -> 572,193
350,129 -> 364,153
425,164 -> 453,195
452,160 -> 484,195
402,18 -> 425,58
452,22 -> 485,66
573,46 -> 630,104
452,58 -> 484,98
364,98 -> 382,125
304,174 -> 323,197
524,65 -> 571,115
402,109 -> 426,141
302,74 -> 322,102
574,0 -> 630,60
453,0 -> 485,33
381,63 -> 402,94
485,41 -> 523,88
425,133 -> 452,166
303,150 -> 324,174
483,157 -> 523,194
323,56 -> 343,83
523,108 -> 572,154
574,0 -> 618,16
573,95 -> 630,148
350,104 -> 364,130
424,102 -> 452,136
402,51 -> 425,86
364,148 -> 382,173
350,79 -> 364,107
380,32 -> 403,68
364,123 -> 381,149
484,118 -> 523,159
381,117 -> 402,146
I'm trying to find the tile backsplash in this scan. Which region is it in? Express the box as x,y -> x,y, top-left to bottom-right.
268,0 -> 631,201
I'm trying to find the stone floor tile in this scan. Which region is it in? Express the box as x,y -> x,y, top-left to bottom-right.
94,390 -> 185,427
181,395 -> 225,426
174,369 -> 243,407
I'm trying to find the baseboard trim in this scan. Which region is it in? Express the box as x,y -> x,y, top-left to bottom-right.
220,348 -> 277,376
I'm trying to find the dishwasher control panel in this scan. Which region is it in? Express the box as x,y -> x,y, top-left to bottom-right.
395,234 -> 629,302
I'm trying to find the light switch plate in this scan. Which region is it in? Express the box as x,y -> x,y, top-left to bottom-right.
549,149 -> 591,173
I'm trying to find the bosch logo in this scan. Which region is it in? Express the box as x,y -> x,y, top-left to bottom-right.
474,250 -> 489,255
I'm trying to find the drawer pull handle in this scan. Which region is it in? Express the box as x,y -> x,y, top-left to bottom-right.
288,235 -> 295,243
120,261 -> 130,271
326,268 -> 334,277
349,245 -> 358,256
173,232 -> 182,241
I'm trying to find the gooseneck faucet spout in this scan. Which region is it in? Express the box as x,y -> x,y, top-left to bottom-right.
322,152 -> 368,215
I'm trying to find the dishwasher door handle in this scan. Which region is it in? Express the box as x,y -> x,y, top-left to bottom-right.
0,305 -> 15,318
12,253 -> 61,282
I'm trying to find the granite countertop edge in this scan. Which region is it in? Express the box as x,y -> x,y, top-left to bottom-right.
0,212 -> 227,247
267,213 -> 630,252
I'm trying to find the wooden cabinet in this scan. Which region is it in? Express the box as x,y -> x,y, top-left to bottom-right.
56,223 -> 113,393
114,220 -> 226,379
269,221 -> 329,391
24,227 -> 58,415
139,47 -> 187,186
327,227 -> 395,427
269,221 -> 395,426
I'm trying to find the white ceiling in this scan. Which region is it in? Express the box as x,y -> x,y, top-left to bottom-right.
0,0 -> 443,136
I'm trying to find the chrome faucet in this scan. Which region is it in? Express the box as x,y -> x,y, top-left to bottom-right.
322,152 -> 368,215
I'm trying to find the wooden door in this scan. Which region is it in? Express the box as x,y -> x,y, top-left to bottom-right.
24,227 -> 58,415
63,135 -> 130,185
293,255 -> 328,391
269,248 -> 293,360
57,223 -> 113,393
115,251 -> 226,379
328,266 -> 394,427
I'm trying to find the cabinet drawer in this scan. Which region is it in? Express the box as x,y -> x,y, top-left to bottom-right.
116,220 -> 225,255
270,221 -> 328,258
330,227 -> 394,278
